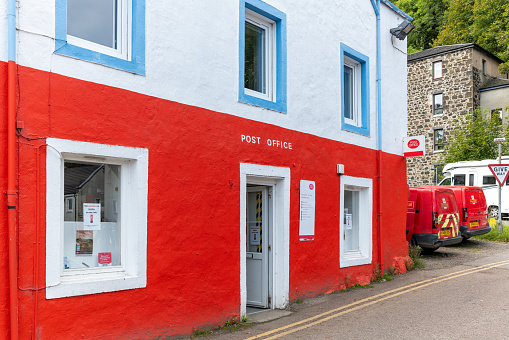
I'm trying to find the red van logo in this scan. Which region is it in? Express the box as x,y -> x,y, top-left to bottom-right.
408,139 -> 420,149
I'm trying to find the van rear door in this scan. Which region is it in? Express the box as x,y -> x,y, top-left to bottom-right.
465,188 -> 488,230
435,189 -> 460,240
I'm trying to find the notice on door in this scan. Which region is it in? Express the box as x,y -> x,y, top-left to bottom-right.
299,180 -> 315,241
83,203 -> 101,230
250,225 -> 261,245
345,214 -> 353,229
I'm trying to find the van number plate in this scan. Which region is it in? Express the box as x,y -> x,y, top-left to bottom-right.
440,229 -> 451,236
470,221 -> 479,227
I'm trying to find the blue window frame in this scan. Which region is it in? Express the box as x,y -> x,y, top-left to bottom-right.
55,0 -> 145,75
239,0 -> 287,113
340,43 -> 370,136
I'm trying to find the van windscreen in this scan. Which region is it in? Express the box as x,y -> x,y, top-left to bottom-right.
466,189 -> 486,209
436,190 -> 458,214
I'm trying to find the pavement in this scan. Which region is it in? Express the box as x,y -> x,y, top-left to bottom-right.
187,239 -> 509,339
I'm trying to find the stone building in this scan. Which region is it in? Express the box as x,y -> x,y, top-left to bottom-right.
406,43 -> 508,186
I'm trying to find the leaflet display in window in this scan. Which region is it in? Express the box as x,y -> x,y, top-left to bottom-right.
63,161 -> 121,270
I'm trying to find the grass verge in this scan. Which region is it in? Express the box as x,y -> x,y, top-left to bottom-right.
474,225 -> 509,242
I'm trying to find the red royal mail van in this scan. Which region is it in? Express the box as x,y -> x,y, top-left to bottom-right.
441,186 -> 490,240
407,187 -> 462,250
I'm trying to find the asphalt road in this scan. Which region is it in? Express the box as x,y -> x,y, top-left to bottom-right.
194,239 -> 509,339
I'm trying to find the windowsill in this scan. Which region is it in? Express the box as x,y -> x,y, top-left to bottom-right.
433,113 -> 444,117
239,91 -> 287,113
55,41 -> 145,75
342,122 -> 370,137
433,149 -> 444,153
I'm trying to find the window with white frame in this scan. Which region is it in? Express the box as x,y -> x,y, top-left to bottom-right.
433,128 -> 444,151
433,61 -> 442,79
55,0 -> 145,74
244,10 -> 274,100
343,57 -> 361,126
67,0 -> 128,59
433,93 -> 443,115
239,0 -> 287,113
340,176 -> 372,268
46,138 -> 148,299
340,43 -> 370,136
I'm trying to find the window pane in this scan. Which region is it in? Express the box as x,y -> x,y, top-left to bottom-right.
245,21 -> 266,93
434,129 -> 444,151
453,174 -> 465,186
433,94 -> 443,115
483,176 -> 496,185
63,161 -> 121,270
344,189 -> 359,251
433,61 -> 442,78
344,65 -> 354,120
67,0 -> 117,49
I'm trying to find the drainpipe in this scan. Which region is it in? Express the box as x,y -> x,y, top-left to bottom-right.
7,0 -> 19,338
370,0 -> 384,272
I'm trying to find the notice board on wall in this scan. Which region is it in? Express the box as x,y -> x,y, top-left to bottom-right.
299,180 -> 315,241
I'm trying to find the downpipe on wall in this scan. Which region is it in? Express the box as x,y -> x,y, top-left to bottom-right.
370,0 -> 384,272
7,0 -> 19,338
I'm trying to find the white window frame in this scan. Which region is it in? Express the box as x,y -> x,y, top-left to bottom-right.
67,0 -> 131,60
244,9 -> 276,102
433,61 -> 442,79
46,138 -> 148,299
433,128 -> 444,152
433,93 -> 443,116
340,176 -> 372,268
343,56 -> 362,127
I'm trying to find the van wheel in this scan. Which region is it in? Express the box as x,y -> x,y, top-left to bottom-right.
488,206 -> 499,219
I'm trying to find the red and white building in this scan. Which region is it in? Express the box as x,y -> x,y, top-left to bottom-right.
1,0 -> 411,338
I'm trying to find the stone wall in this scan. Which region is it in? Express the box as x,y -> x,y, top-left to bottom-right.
407,48 -> 476,186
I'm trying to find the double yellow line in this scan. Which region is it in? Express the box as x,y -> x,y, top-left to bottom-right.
247,260 -> 509,339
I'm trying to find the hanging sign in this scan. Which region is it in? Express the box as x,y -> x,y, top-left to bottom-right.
299,180 -> 315,241
83,203 -> 101,230
403,135 -> 425,157
345,214 -> 353,230
488,164 -> 509,186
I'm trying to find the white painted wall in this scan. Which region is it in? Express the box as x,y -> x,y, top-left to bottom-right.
2,0 -> 408,155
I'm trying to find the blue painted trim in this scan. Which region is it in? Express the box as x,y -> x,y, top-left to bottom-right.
8,0 -> 16,61
340,43 -> 370,137
239,0 -> 287,113
380,0 -> 413,21
54,0 -> 145,75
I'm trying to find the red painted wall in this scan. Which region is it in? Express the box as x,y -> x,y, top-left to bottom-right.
1,63 -> 409,339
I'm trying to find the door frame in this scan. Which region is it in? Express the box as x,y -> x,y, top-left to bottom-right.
240,163 -> 290,317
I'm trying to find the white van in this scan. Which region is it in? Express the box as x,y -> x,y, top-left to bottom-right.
439,157 -> 509,219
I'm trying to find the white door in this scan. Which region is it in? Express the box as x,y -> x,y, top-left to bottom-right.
246,186 -> 271,308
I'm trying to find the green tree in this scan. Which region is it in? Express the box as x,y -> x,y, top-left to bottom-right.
396,0 -> 450,51
442,108 -> 509,164
434,0 -> 509,73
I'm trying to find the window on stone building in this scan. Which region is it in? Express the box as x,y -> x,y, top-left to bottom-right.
433,61 -> 442,79
433,128 -> 444,151
482,59 -> 487,74
433,164 -> 444,185
433,93 -> 443,115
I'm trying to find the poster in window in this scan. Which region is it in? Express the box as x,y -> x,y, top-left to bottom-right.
345,214 -> 353,229
83,203 -> 101,230
250,225 -> 261,245
76,230 -> 93,255
299,180 -> 315,241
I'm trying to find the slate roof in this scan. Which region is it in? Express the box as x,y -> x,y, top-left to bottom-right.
408,43 -> 503,63
480,77 -> 509,91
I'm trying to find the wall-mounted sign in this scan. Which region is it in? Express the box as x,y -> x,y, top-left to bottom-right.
403,135 -> 425,157
299,180 -> 315,241
83,203 -> 101,230
241,134 -> 293,150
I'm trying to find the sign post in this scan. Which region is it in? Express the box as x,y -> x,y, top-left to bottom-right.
488,162 -> 509,232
